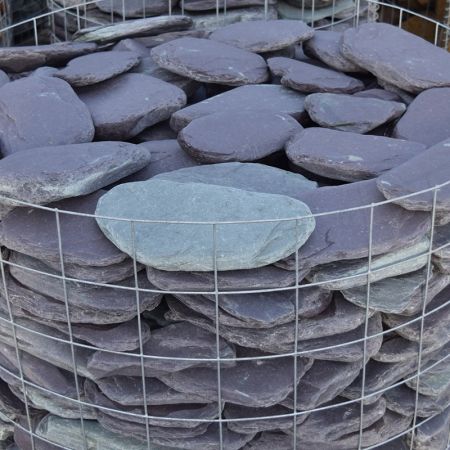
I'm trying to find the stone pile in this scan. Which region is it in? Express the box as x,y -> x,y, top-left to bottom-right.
0,15 -> 447,450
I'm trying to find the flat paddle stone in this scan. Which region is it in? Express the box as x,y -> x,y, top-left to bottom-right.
78,73 -> 186,140
153,162 -> 317,200
96,0 -> 171,17
0,71 -> 8,88
209,20 -> 314,53
303,30 -> 362,73
55,50 -> 140,87
268,57 -> 364,94
151,37 -> 269,86
342,22 -> 450,93
304,93 -> 406,133
0,142 -> 151,205
0,42 -> 97,73
393,87 -> 450,146
74,16 -> 193,45
95,179 -> 315,271
177,111 -> 302,163
407,408 -> 450,450
377,138 -> 450,221
286,127 -> 426,182
183,0 -> 275,10
170,84 -> 307,132
0,191 -> 128,267
0,76 -> 94,155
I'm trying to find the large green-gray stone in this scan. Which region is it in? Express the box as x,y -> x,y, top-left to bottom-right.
96,179 -> 315,271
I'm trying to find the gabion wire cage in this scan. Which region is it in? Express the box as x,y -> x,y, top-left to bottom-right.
0,2 -> 449,450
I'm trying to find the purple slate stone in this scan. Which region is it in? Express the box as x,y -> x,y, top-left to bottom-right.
78,73 -> 186,140
393,87 -> 450,147
96,0 -> 172,18
133,121 -> 177,142
353,88 -> 404,102
268,57 -> 364,94
54,50 -> 141,87
183,0 -> 275,10
285,127 -> 426,182
0,70 -> 9,88
209,20 -> 314,53
113,38 -> 151,56
342,23 -> 450,93
151,37 -> 269,86
178,110 -> 302,163
304,93 -> 406,133
0,77 -> 94,155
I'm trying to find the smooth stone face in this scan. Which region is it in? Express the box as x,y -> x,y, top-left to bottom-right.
0,379 -> 25,421
0,71 -> 8,88
342,23 -> 450,93
113,39 -> 150,56
96,179 -> 315,272
0,142 -> 151,205
178,111 -> 302,163
209,20 -> 313,53
151,37 -> 268,86
0,42 -> 97,73
87,322 -> 235,379
354,88 -> 404,102
268,57 -> 364,94
308,237 -> 430,290
0,191 -> 127,267
304,93 -> 406,133
407,407 -> 450,450
74,16 -> 193,44
285,127 -> 427,182
184,0 -> 275,10
0,77 -> 94,155
170,84 -> 307,132
383,284 -> 450,344
160,350 -> 312,408
433,223 -> 450,259
276,179 -> 431,270
281,360 -> 362,410
146,264 -> 300,292
55,50 -> 140,87
8,254 -> 162,323
377,139 -> 450,220
393,88 -> 450,147
224,404 -> 306,434
96,0 -> 171,17
153,162 -> 317,200
278,0 -> 356,22
78,73 -> 186,140
134,121 -> 178,142
303,30 -> 362,73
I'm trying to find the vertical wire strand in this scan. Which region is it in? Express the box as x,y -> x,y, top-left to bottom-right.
356,0 -> 361,28
292,219 -> 301,449
409,188 -> 438,450
122,0 -> 126,21
213,223 -> 224,450
265,0 -> 268,20
169,0 -> 172,16
76,6 -> 81,32
55,209 -> 88,450
357,204 -> 375,450
130,221 -> 151,450
0,252 -> 35,450
63,0 -> 68,41
33,19 -> 38,45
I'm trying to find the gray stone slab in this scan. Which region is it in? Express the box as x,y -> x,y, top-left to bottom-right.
78,73 -> 186,140
0,191 -> 128,267
134,121 -> 178,142
113,39 -> 151,56
407,407 -> 450,450
303,30 -> 362,73
277,0 -> 356,21
209,19 -> 313,53
276,179 -> 431,270
74,15 -> 193,44
170,84 -> 307,132
55,50 -> 140,87
354,88 -> 404,102
433,223 -> 450,259
286,127 -> 426,182
184,0 -> 274,10
96,179 -> 315,271
0,71 -> 8,88
146,264 -> 300,292
377,138 -> 450,221
342,268 -> 450,315
268,57 -> 364,94
0,142 -> 151,205
135,29 -> 209,48
178,111 -> 302,163
86,321 -> 235,379
304,92 -> 406,133
153,162 -> 317,200
393,87 -> 450,147
0,42 -> 97,73
342,22 -> 450,93
96,0 -> 171,17
0,77 -> 94,155
160,349 -> 312,407
151,37 -> 268,86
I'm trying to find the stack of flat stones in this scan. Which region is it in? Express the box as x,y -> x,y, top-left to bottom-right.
0,14 -> 448,450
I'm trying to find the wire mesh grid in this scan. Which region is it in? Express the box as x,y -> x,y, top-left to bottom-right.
0,2 -> 449,449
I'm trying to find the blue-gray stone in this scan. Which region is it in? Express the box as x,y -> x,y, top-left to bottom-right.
96,179 -> 315,271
